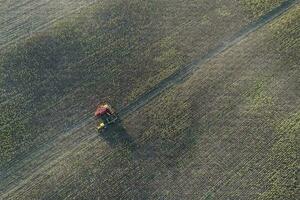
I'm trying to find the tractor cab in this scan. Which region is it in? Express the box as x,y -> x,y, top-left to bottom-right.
95,103 -> 118,132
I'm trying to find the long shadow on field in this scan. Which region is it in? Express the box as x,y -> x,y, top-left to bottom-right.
100,121 -> 137,151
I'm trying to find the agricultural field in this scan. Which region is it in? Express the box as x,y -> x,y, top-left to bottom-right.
0,0 -> 299,199
0,0 -> 99,48
0,0 -> 291,169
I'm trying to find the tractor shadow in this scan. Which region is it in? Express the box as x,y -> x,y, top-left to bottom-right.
100,121 -> 137,151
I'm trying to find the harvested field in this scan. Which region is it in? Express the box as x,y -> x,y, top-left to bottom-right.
0,0 -> 299,199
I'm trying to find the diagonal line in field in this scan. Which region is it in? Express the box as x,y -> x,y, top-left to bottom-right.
117,0 -> 299,118
0,0 -> 298,196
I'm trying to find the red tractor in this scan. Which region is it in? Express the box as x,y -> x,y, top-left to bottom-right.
94,103 -> 118,132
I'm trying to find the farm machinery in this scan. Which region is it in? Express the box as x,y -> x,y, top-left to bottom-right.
94,102 -> 118,132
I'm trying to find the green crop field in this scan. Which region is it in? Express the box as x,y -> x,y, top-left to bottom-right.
0,0 -> 276,168
0,0 -> 99,47
240,0 -> 285,17
125,6 -> 300,199
0,0 -> 299,199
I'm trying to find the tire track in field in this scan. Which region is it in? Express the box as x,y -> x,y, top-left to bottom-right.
0,21 -> 187,138
0,0 -> 296,126
0,17 -> 207,195
0,13 -> 196,117
118,0 -> 298,117
19,57 -> 290,199
0,0 -> 298,188
14,1 -> 300,198
0,0 -> 298,197
0,0 -> 249,126
0,14 -> 202,181
0,4 -> 226,164
6,56 -> 290,199
75,63 -> 264,199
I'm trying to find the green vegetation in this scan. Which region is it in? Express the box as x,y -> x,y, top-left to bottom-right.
256,7 -> 300,199
0,0 -> 99,47
126,4 -> 300,199
246,79 -> 274,111
129,86 -> 195,161
1,0 -> 264,167
258,112 -> 299,200
126,36 -> 186,102
1,1 -> 299,199
240,0 -> 285,18
0,0 -> 187,167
